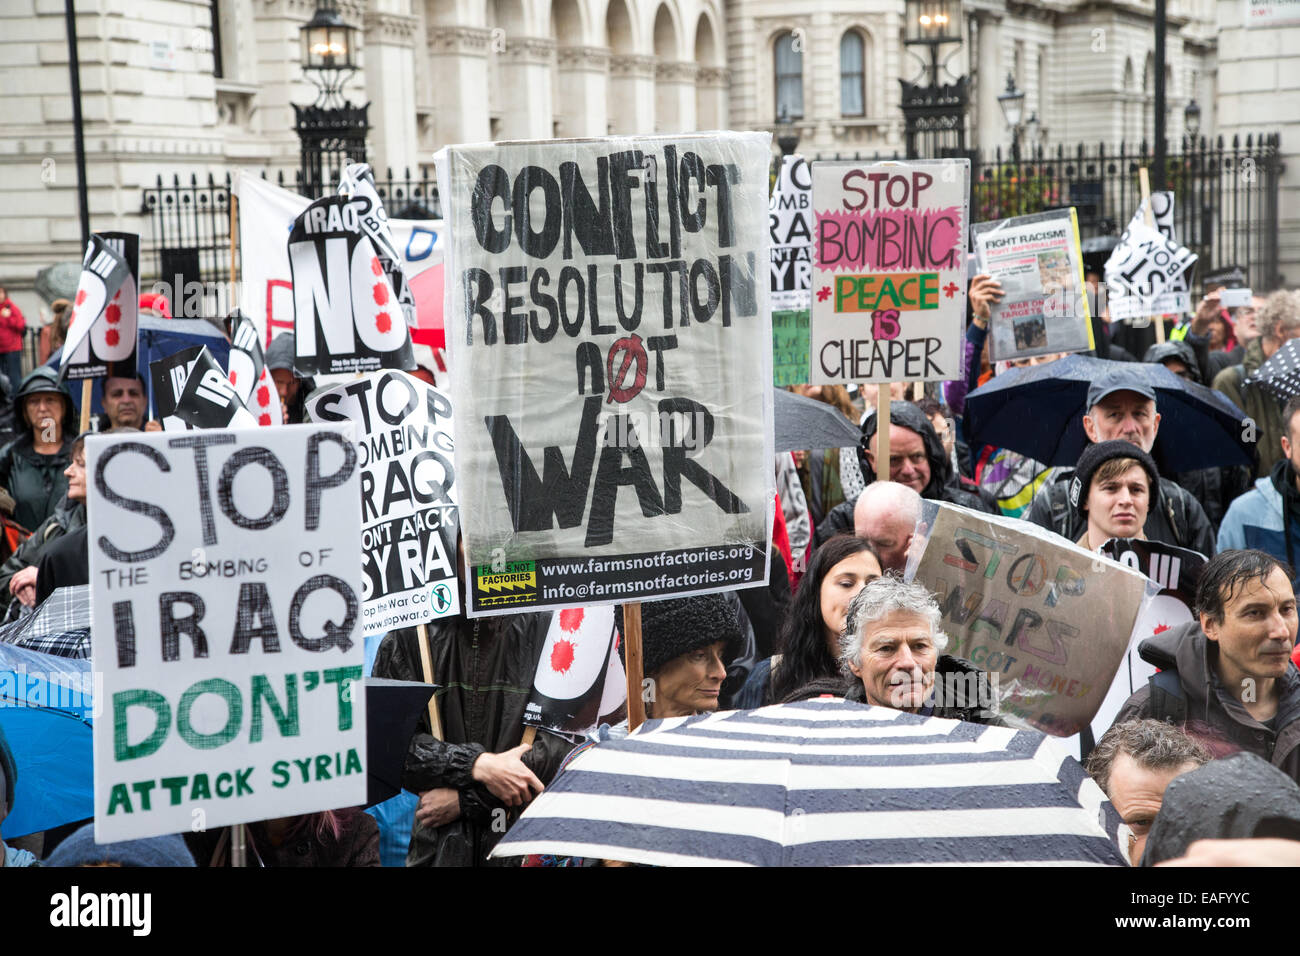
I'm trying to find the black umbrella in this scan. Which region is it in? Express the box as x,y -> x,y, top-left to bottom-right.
1251,338 -> 1300,404
365,677 -> 436,808
773,387 -> 862,452
964,354 -> 1256,473
34,262 -> 81,304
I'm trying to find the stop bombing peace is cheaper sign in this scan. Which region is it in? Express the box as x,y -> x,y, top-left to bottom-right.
810,160 -> 969,385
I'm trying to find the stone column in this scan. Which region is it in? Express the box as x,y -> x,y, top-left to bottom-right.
607,54 -> 656,136
976,12 -> 1004,154
426,26 -> 492,146
498,37 -> 555,140
363,9 -> 419,175
555,46 -> 610,138
654,61 -> 697,133
695,65 -> 729,130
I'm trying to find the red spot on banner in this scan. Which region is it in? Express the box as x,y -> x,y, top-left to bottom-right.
373,282 -> 389,306
559,608 -> 585,632
370,256 -> 383,277
258,413 -> 272,427
256,384 -> 271,408
229,370 -> 237,386
1152,622 -> 1170,635
104,329 -> 120,348
105,304 -> 120,324
75,290 -> 86,306
550,638 -> 576,675
375,312 -> 392,334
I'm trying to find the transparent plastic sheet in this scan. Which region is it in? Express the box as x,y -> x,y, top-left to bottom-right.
904,500 -> 1160,738
434,133 -> 775,616
970,207 -> 1093,363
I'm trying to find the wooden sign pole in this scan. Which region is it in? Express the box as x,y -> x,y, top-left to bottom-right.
876,384 -> 891,482
623,602 -> 646,731
1138,168 -> 1165,345
78,379 -> 92,434
416,621 -> 444,740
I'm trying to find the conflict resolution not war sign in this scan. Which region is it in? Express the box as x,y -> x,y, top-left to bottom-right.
435,132 -> 774,616
810,159 -> 969,384
89,427 -> 364,842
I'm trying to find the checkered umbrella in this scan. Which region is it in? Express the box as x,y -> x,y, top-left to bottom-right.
1251,338 -> 1300,404
490,698 -> 1128,867
0,585 -> 90,658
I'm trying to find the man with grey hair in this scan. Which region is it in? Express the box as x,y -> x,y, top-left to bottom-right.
853,481 -> 922,573
1084,718 -> 1211,866
838,576 -> 999,723
1214,288 -> 1300,478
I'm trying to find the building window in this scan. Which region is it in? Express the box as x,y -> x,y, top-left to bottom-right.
840,31 -> 865,117
774,31 -> 803,120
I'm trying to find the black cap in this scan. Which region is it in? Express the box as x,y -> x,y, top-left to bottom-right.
1068,439 -> 1160,513
1086,369 -> 1157,411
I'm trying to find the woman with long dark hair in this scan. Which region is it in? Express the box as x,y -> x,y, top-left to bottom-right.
733,535 -> 881,708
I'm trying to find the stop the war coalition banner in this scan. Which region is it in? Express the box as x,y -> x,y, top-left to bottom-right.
434,133 -> 774,616
308,370 -> 460,635
811,159 -> 969,384
89,427 -> 364,841
61,233 -> 137,381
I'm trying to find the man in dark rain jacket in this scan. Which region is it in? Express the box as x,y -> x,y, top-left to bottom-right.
372,610 -> 575,866
815,400 -> 997,544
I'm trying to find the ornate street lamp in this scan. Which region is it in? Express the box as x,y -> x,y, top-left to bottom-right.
294,0 -> 368,196
997,73 -> 1026,160
1184,98 -> 1201,141
300,0 -> 358,108
899,0 -> 967,158
776,104 -> 799,157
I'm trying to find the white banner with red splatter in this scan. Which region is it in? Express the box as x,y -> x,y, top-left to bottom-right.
60,232 -> 138,382
289,193 -> 416,375
235,173 -> 446,352
306,370 -> 459,636
434,133 -> 774,616
809,159 -> 969,384
525,606 -> 617,735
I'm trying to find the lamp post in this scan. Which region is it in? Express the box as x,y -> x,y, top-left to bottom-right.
997,73 -> 1026,162
899,0 -> 967,158
1183,98 -> 1201,148
294,0 -> 368,196
776,104 -> 799,157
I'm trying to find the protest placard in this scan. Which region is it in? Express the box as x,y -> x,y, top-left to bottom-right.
1089,537 -> 1207,743
174,347 -> 260,430
60,235 -> 130,383
770,154 -> 812,313
434,133 -> 773,616
772,309 -> 810,387
1106,194 -> 1197,323
1118,191 -> 1193,318
150,345 -> 204,432
62,232 -> 140,382
236,173 -> 445,350
307,370 -> 460,635
908,501 -> 1151,737
89,426 -> 364,841
972,208 -> 1093,362
1246,0 -> 1300,27
225,310 -> 278,427
810,159 -> 969,384
289,192 -> 416,375
524,605 -> 616,735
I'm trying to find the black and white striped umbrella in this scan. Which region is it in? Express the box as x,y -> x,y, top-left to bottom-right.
491,698 -> 1127,867
1251,338 -> 1300,404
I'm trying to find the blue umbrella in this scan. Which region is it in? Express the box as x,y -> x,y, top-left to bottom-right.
48,314 -> 230,421
963,354 -> 1256,473
0,643 -> 93,838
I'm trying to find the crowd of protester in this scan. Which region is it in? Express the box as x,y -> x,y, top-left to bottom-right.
5,267 -> 1300,870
